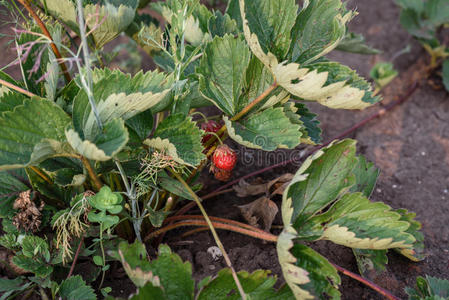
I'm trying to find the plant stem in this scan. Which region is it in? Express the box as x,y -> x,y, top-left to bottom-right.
145,219 -> 278,242
16,0 -> 72,83
98,224 -> 106,289
231,81 -> 278,121
0,78 -> 37,98
29,166 -> 52,184
115,160 -> 142,242
67,238 -> 83,279
170,171 -> 247,300
76,0 -> 103,131
164,215 -> 269,234
330,262 -> 400,300
81,156 -> 102,191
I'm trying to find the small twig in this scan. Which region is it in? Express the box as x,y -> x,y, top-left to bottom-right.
67,238 -> 83,279
16,0 -> 72,83
81,156 -> 102,191
0,78 -> 37,98
144,219 -> 278,242
170,171 -> 247,300
330,262 -> 401,300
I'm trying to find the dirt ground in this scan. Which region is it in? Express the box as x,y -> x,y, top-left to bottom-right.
0,0 -> 448,299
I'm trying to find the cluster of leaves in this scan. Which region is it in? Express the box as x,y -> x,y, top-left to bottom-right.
0,0 -> 437,298
395,0 -> 449,91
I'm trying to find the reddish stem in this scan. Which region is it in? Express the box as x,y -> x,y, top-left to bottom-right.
144,220 -> 278,242
330,262 -> 401,300
67,238 -> 83,279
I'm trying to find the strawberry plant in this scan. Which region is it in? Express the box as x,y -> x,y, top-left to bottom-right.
395,0 -> 449,90
0,0 -> 428,298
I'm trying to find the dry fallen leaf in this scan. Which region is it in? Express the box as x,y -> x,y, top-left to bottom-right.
237,197 -> 279,232
233,173 -> 293,197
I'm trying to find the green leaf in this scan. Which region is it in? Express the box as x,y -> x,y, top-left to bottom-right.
406,275 -> 449,300
65,118 -> 129,161
58,275 -> 97,300
0,171 -> 29,218
93,255 -> 103,266
73,69 -> 171,140
125,109 -> 153,141
129,282 -> 166,299
88,186 -> 123,214
283,102 -> 322,144
0,98 -> 71,170
0,277 -> 31,300
289,0 -> 353,64
317,193 -> 417,249
87,211 -> 119,229
349,155 -> 379,198
143,114 -> 205,167
443,59 -> 449,92
158,173 -> 194,200
54,168 -> 86,187
197,269 -> 294,300
147,207 -> 170,228
117,241 -> 158,288
197,34 -> 251,116
0,92 -> 27,114
208,11 -> 238,38
277,232 -> 340,300
12,255 -> 53,278
0,71 -> 21,97
395,209 -> 426,261
352,249 -> 388,278
224,107 -> 302,151
240,0 -> 298,59
21,236 -> 50,261
40,0 -> 78,33
370,62 -> 398,90
336,32 -> 381,55
84,0 -> 139,48
283,139 -> 357,233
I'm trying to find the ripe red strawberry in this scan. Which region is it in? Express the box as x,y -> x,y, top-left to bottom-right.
212,144 -> 237,171
210,144 -> 237,182
201,120 -> 221,145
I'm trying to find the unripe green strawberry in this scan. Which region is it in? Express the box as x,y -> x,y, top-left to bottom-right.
212,144 -> 236,171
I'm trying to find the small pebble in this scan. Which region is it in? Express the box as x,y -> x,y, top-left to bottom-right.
208,265 -> 216,270
444,189 -> 448,194
376,188 -> 382,193
421,151 -> 426,156
207,246 -> 223,261
392,184 -> 397,189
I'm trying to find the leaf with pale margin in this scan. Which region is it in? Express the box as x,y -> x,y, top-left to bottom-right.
144,114 -> 205,167
283,102 -> 322,144
0,98 -> 71,170
73,68 -> 171,140
336,32 -> 381,55
289,0 -> 353,64
224,107 -> 302,151
406,275 -> 449,300
197,269 -> 294,300
278,61 -> 381,109
352,249 -> 388,279
116,241 -> 160,288
394,208 -> 426,261
58,275 -> 97,300
277,228 -> 340,300
66,118 -> 128,161
316,192 -> 416,249
84,0 -> 139,48
197,34 -> 251,116
283,139 -> 357,234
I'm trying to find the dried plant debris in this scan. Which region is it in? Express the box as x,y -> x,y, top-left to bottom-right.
12,190 -> 44,233
234,174 -> 293,231
238,197 -> 279,231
